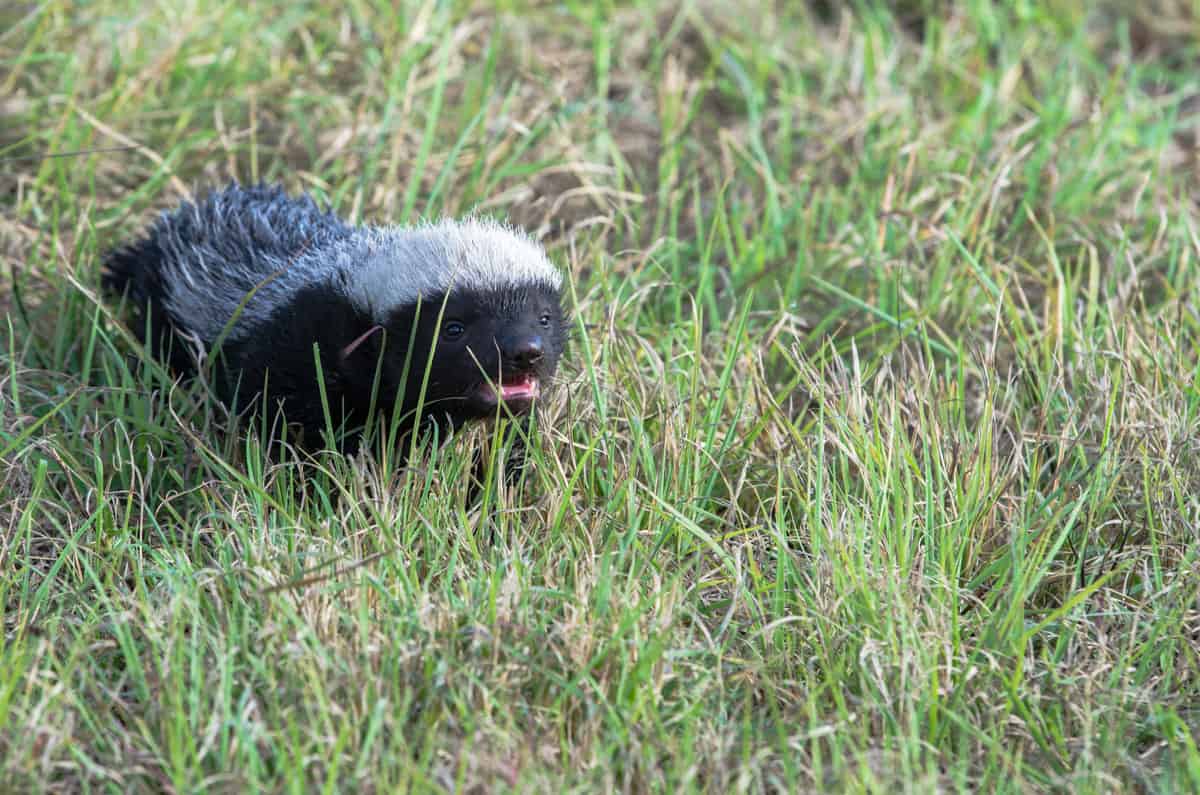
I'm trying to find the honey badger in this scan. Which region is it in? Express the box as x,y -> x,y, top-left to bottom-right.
102,183 -> 567,456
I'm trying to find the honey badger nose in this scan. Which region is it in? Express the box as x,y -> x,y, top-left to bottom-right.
505,335 -> 544,367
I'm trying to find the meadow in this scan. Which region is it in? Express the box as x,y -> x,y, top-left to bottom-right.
2,1 -> 1199,791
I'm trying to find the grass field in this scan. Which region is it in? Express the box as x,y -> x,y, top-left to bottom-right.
3,0 -> 1200,791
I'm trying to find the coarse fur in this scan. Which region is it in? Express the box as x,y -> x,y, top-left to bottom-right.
102,183 -> 568,458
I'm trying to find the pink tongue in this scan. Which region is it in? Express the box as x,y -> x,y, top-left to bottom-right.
498,375 -> 539,400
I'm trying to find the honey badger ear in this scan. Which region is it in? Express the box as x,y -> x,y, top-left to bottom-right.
340,325 -> 383,362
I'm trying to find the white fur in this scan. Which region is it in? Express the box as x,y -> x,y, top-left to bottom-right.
342,217 -> 563,321
151,188 -> 562,345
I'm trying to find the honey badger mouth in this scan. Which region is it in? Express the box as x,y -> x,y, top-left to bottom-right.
476,371 -> 541,409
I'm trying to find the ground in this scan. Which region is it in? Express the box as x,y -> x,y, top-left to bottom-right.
2,1 -> 1199,792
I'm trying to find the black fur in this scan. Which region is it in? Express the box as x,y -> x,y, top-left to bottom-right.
103,230 -> 196,376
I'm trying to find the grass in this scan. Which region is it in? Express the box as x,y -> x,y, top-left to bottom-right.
2,0 -> 1200,791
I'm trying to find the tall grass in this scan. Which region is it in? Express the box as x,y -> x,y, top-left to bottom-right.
2,1 -> 1199,791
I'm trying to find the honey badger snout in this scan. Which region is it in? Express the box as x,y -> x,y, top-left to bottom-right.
503,334 -> 544,368
506,336 -> 544,369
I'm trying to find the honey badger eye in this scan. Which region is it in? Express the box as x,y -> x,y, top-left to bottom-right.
442,321 -> 465,339
538,313 -> 551,328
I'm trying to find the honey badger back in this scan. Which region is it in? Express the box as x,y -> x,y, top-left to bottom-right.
103,183 -> 567,451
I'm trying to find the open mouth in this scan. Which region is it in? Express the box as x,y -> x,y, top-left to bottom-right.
479,373 -> 540,406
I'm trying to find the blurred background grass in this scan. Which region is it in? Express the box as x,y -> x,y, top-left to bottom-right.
2,1 -> 1200,791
